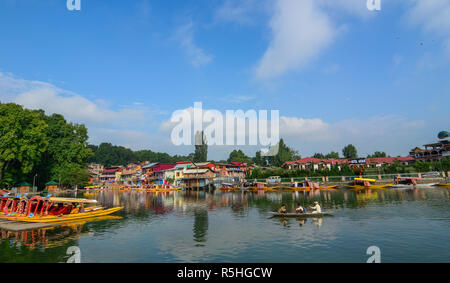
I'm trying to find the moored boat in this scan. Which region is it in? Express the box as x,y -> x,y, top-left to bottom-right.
0,195 -> 123,223
435,177 -> 450,187
389,177 -> 436,189
347,178 -> 390,190
219,183 -> 239,191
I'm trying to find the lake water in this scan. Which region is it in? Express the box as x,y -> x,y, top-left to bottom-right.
1,187 -> 450,263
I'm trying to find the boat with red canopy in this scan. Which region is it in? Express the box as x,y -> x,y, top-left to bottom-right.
0,194 -> 123,223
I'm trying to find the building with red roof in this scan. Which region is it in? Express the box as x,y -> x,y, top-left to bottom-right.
283,158 -> 347,170
283,156 -> 414,171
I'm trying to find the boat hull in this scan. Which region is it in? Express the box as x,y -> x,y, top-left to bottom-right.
435,183 -> 450,187
347,184 -> 390,190
269,212 -> 332,218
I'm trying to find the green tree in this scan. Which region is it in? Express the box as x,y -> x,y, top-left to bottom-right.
342,144 -> 358,159
35,113 -> 93,185
193,131 -> 208,162
313,153 -> 325,159
59,164 -> 91,188
268,139 -> 298,167
368,151 -> 387,158
253,151 -> 266,166
0,103 -> 48,186
325,152 -> 340,159
228,149 -> 252,163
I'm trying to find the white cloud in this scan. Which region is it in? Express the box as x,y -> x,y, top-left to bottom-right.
280,117 -> 330,141
254,0 -> 335,80
406,0 -> 450,36
405,0 -> 450,58
279,114 -> 426,157
160,105 -> 425,158
0,72 -> 151,144
176,22 -> 214,67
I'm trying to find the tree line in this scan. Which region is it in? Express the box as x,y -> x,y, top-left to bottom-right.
88,131 -> 209,166
0,103 -> 92,189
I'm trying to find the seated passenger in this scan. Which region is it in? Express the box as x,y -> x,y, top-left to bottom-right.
295,203 -> 305,214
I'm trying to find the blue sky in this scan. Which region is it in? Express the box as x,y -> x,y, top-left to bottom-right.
0,0 -> 449,160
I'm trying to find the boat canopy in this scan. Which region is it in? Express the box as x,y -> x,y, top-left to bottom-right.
354,178 -> 376,182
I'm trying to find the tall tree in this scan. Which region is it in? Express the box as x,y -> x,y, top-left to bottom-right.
253,151 -> 266,166
193,131 -> 208,162
325,152 -> 340,159
342,144 -> 358,159
313,153 -> 325,159
228,149 -> 252,163
0,103 -> 48,185
35,113 -> 93,185
368,151 -> 387,158
268,139 -> 298,167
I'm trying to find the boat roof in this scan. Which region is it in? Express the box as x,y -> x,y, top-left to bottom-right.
354,178 -> 376,182
49,197 -> 97,204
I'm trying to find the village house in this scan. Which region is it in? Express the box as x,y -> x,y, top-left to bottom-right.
169,162 -> 193,186
410,140 -> 450,161
45,181 -> 59,193
16,182 -> 32,194
283,158 -> 346,171
99,166 -> 122,184
366,157 -> 415,168
180,167 -> 216,189
121,163 -> 143,186
88,163 -> 104,184
148,164 -> 177,185
215,163 -> 247,181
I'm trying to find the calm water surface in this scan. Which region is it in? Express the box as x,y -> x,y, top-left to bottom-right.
1,187 -> 450,263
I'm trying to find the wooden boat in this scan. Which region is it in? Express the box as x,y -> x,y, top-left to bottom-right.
268,212 -> 332,218
389,177 -> 436,188
347,178 -> 390,190
435,178 -> 450,187
220,183 -> 239,191
292,181 -> 339,191
0,195 -> 123,223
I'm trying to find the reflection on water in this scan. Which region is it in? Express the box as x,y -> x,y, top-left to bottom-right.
193,210 -> 208,244
1,187 -> 450,262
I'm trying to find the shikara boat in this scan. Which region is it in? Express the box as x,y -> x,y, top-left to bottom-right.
268,212 -> 332,218
144,185 -> 182,193
347,178 -> 390,190
389,177 -> 436,188
435,177 -> 450,187
219,183 -> 239,191
0,195 -> 123,223
292,181 -> 339,191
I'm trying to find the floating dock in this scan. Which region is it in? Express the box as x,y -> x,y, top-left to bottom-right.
0,219 -> 57,232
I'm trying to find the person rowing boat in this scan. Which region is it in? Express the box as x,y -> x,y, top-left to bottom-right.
309,201 -> 321,214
